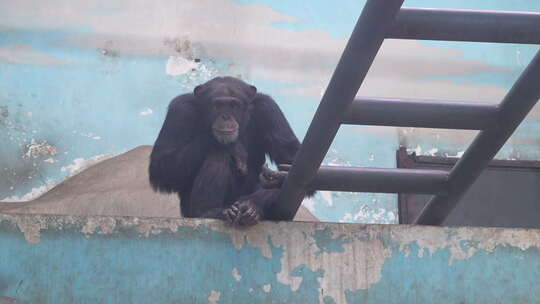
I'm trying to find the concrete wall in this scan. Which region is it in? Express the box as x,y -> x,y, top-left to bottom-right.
1,214 -> 540,303
1,0 -> 540,223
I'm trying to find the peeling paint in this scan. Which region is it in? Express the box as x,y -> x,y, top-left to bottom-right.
60,153 -> 116,175
166,56 -> 199,76
139,108 -> 154,116
231,267 -> 242,282
0,180 -> 54,202
312,227 -> 350,255
208,290 -> 221,304
23,139 -> 57,159
2,214 -> 540,302
391,225 -> 540,265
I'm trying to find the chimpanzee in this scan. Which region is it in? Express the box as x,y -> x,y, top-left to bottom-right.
149,76 -> 309,226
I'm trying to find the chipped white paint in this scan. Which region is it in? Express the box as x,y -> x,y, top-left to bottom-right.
231,267 -> 242,282
61,153 -> 116,175
166,56 -> 199,76
139,108 -> 154,116
208,290 -> 221,304
391,225 -> 540,265
224,222 -> 390,302
272,224 -> 390,303
426,148 -> 439,156
320,191 -> 333,207
23,139 -> 57,159
262,284 -> 271,293
340,206 -> 395,224
0,180 -> 54,202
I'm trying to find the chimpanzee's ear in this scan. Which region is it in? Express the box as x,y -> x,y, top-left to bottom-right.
194,84 -> 203,97
247,85 -> 257,100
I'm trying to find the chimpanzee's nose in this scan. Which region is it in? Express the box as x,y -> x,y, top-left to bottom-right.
221,114 -> 231,120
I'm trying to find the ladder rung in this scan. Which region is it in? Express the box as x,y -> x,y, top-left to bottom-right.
342,97 -> 498,130
388,7 -> 540,44
280,165 -> 449,194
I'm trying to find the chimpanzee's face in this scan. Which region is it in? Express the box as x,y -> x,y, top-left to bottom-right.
194,77 -> 256,145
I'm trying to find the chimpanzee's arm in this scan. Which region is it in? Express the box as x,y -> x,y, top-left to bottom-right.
252,94 -> 315,195
149,94 -> 212,193
252,94 -> 301,166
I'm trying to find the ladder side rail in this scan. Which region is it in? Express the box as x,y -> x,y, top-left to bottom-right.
270,0 -> 406,220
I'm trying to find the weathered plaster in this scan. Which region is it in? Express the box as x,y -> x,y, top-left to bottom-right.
2,214 -> 540,303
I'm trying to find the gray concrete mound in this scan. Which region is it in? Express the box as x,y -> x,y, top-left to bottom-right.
0,146 -> 318,222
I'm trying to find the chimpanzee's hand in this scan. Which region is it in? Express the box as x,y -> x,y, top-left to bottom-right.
259,165 -> 286,189
222,201 -> 261,226
222,204 -> 241,225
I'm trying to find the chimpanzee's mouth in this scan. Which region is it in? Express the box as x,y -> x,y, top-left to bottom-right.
213,129 -> 236,135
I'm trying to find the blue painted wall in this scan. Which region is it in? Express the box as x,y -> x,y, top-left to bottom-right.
0,0 -> 539,223
1,214 -> 540,303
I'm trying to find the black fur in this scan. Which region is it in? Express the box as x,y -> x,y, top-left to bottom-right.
149,77 -> 308,226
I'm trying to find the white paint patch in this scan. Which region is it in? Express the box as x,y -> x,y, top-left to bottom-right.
139,108 -> 154,116
43,158 -> 57,163
262,284 -> 271,293
23,139 -> 57,159
61,153 -> 116,176
426,148 -> 439,156
387,211 -> 396,222
0,180 -> 55,202
320,191 -> 333,207
166,56 -> 199,76
77,131 -> 102,140
341,206 -> 396,224
231,267 -> 242,282
208,290 -> 221,304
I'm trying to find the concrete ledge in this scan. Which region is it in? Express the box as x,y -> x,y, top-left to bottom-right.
1,213 -> 540,303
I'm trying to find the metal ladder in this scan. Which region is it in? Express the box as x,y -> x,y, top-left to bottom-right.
270,0 -> 540,225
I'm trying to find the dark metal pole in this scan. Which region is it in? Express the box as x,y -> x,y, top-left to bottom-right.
388,7 -> 540,44
310,166 -> 449,194
270,0 -> 405,220
343,97 -> 498,130
414,50 -> 540,225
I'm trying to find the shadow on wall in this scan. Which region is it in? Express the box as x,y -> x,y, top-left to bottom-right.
0,146 -> 318,222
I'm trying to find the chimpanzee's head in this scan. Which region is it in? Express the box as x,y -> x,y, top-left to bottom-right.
194,77 -> 257,145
